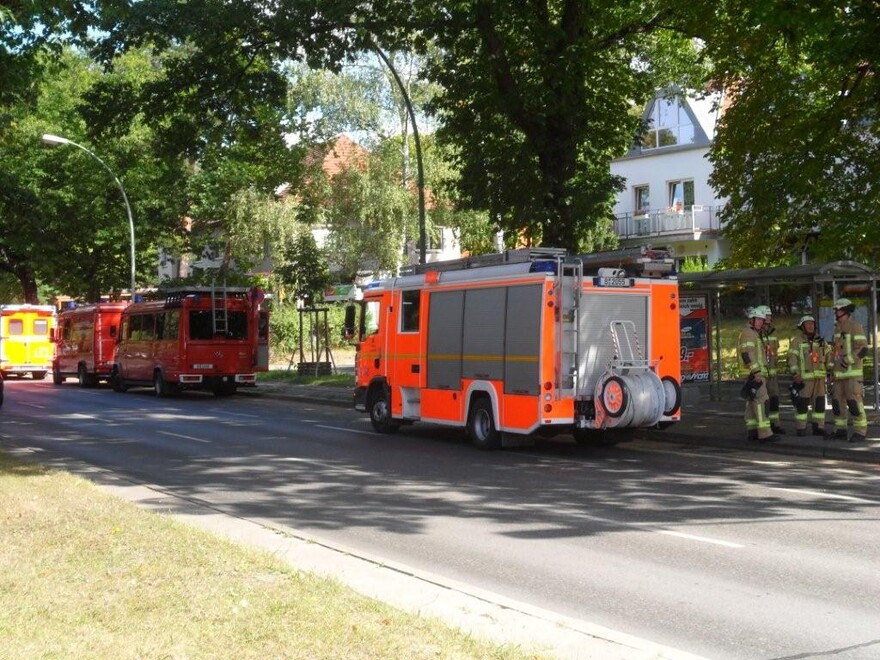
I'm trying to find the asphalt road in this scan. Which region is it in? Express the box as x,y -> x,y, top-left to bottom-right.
2,378 -> 879,659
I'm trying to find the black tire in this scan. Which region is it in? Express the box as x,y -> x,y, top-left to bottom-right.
77,364 -> 97,388
573,427 -> 628,447
661,376 -> 682,416
154,370 -> 175,398
600,376 -> 629,418
467,397 -> 501,450
111,367 -> 128,393
369,384 -> 400,433
31,370 -> 47,381
52,366 -> 64,385
213,382 -> 237,397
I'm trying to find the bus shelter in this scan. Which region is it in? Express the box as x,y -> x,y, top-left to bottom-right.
678,261 -> 880,409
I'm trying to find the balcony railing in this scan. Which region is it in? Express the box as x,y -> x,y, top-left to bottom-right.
614,205 -> 727,240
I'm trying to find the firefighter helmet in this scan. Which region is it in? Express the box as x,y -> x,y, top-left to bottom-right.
755,304 -> 772,318
748,307 -> 767,320
833,298 -> 855,314
798,315 -> 815,329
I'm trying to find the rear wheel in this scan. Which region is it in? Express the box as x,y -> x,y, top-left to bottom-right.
110,367 -> 128,393
573,428 -> 628,447
213,382 -> 237,397
369,384 -> 400,433
77,364 -> 96,388
31,371 -> 47,381
52,366 -> 63,385
467,397 -> 501,450
154,371 -> 176,398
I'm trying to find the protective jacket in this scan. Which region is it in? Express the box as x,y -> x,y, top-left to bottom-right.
789,333 -> 828,380
829,317 -> 868,380
738,325 -> 766,377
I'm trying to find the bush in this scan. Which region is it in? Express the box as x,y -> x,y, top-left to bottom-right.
268,303 -> 353,363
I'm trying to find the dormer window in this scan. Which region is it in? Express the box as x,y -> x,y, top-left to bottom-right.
640,97 -> 696,150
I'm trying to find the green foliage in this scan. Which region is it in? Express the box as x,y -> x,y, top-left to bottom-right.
702,0 -> 880,267
411,1 -> 700,252
268,302 -> 352,362
274,231 -> 331,306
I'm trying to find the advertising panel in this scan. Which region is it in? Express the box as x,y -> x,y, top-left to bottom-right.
680,294 -> 710,382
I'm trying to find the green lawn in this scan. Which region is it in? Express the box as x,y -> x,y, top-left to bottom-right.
0,452 -> 539,660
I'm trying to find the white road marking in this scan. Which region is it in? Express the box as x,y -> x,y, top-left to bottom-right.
315,424 -> 377,436
767,486 -> 877,504
18,402 -> 47,409
657,530 -> 745,548
157,430 -> 210,444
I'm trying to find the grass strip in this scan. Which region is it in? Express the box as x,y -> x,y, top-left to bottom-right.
0,452 -> 537,659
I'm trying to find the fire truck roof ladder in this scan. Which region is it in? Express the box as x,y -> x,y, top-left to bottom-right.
212,280 -> 228,336
401,247 -> 567,275
559,259 -> 583,393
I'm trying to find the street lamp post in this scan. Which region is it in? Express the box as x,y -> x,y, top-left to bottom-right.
41,133 -> 137,295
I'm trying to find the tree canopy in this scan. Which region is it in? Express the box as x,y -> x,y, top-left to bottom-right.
700,0 -> 880,266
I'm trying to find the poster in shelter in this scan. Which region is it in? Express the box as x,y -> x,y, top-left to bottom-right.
680,294 -> 710,382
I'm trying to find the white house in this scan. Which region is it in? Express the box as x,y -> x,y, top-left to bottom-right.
610,91 -> 730,267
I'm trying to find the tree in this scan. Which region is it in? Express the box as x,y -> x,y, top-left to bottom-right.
700,1 -> 880,266
274,231 -> 330,305
79,0 -> 701,255
409,1 -> 700,252
0,47 -> 192,301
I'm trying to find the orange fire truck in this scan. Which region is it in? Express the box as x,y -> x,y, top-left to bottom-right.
52,302 -> 130,386
110,285 -> 269,396
0,304 -> 56,379
353,247 -> 682,448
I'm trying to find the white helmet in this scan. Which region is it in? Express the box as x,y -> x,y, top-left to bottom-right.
798,315 -> 815,328
833,298 -> 854,313
755,304 -> 772,318
748,307 -> 767,320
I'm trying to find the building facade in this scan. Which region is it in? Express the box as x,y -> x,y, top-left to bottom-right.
611,91 -> 729,268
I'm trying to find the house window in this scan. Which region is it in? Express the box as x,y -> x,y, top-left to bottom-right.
634,186 -> 650,215
640,97 -> 696,150
668,180 -> 695,210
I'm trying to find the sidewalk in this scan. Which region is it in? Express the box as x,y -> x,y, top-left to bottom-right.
248,375 -> 880,465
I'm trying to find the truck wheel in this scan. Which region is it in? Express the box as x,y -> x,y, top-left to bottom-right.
213,382 -> 237,397
77,364 -> 96,388
154,371 -> 175,398
369,385 -> 400,433
111,367 -> 128,393
467,397 -> 501,450
31,371 -> 47,381
573,428 -> 627,447
52,366 -> 64,385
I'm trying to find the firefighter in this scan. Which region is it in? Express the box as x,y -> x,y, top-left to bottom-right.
756,304 -> 786,435
738,307 -> 777,443
787,315 -> 829,437
828,298 -> 868,442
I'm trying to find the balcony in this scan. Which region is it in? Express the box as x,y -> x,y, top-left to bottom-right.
614,205 -> 727,241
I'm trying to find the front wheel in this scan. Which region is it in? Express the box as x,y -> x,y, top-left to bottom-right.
467,398 -> 501,450
369,385 -> 400,433
52,366 -> 63,385
31,371 -> 47,381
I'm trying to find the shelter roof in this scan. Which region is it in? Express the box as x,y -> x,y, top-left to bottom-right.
678,261 -> 877,288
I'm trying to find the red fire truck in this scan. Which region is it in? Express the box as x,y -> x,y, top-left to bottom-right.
0,304 -> 56,379
52,302 -> 129,386
110,286 -> 269,396
353,247 -> 682,448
